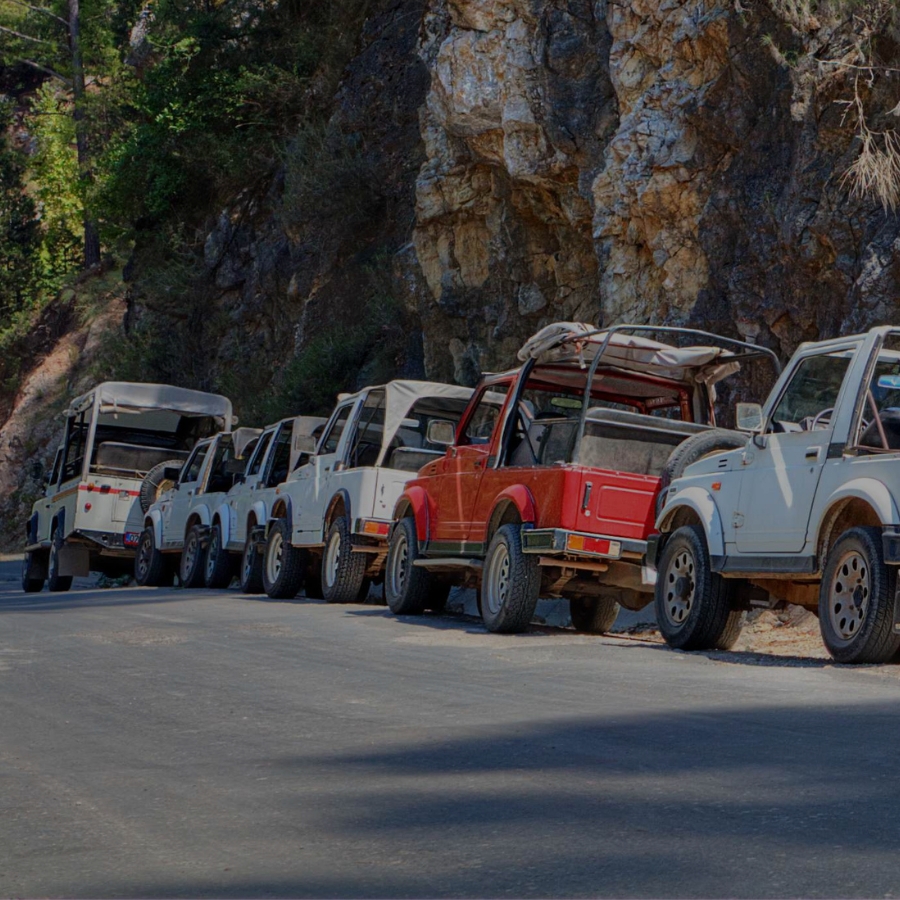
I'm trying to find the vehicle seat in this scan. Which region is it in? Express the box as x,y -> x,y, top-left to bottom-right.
860,408 -> 900,450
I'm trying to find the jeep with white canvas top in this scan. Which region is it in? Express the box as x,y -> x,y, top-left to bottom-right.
654,326 -> 900,663
135,427 -> 260,588
201,415 -> 326,592
262,380 -> 475,602
22,382 -> 233,592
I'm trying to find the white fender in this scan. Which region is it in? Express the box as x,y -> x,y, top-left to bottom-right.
211,500 -> 232,545
190,503 -> 212,528
146,508 -> 164,547
250,499 -> 268,534
817,478 -> 900,536
656,486 -> 727,558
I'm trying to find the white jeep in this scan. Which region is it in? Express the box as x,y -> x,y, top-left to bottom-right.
201,416 -> 326,592
262,380 -> 474,602
654,326 -> 900,664
22,382 -> 233,592
135,427 -> 260,587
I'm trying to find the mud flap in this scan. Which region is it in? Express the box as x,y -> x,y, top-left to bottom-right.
59,545 -> 90,577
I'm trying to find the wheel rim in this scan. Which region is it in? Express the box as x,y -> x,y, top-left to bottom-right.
206,530 -> 218,579
267,531 -> 283,585
389,531 -> 409,598
137,535 -> 151,580
663,548 -> 695,627
484,541 -> 511,616
324,529 -> 341,589
242,541 -> 254,582
828,550 -> 870,643
183,532 -> 198,574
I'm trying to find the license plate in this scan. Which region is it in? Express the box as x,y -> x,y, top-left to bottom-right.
124,532 -> 140,547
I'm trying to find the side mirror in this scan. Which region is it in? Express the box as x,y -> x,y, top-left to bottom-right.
163,465 -> 183,483
736,402 -> 763,433
294,434 -> 317,455
30,460 -> 45,482
427,420 -> 456,447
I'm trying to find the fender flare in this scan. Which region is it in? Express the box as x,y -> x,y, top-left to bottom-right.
146,508 -> 164,547
51,508 -> 66,540
249,499 -> 268,535
323,489 -> 352,534
815,478 -> 900,545
267,494 -> 293,533
656,486 -> 726,559
393,485 -> 433,543
488,485 -> 537,535
210,500 -> 233,546
186,504 -> 212,534
27,512 -> 39,544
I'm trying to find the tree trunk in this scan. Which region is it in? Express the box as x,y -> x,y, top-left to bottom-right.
68,0 -> 100,269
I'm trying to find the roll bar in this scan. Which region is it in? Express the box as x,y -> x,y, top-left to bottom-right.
570,324 -> 783,464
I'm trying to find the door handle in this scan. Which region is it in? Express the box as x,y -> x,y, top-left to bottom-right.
805,446 -> 822,461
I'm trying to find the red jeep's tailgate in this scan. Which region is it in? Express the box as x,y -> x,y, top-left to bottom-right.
570,469 -> 659,540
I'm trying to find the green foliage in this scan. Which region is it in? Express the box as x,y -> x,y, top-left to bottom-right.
0,100 -> 40,317
29,83 -> 81,281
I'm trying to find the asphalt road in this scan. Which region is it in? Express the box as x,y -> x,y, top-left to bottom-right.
2,565 -> 900,898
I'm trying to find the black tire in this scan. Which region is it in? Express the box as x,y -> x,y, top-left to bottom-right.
321,516 -> 367,604
818,526 -> 900,664
655,524 -> 742,651
134,527 -> 174,587
263,518 -> 304,599
570,596 -> 619,634
239,531 -> 264,594
481,523 -> 540,634
386,517 -> 441,616
204,523 -> 234,589
180,524 -> 207,589
21,551 -> 45,593
657,429 -> 748,517
139,459 -> 184,514
47,532 -> 73,593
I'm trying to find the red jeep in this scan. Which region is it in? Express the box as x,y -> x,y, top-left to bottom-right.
385,323 -> 779,633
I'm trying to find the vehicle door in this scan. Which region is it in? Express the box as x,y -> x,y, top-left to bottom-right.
37,448 -> 63,542
434,383 -> 511,546
51,409 -> 90,538
294,401 -> 357,538
735,344 -> 859,554
230,428 -> 275,546
165,439 -> 211,546
338,389 -> 387,520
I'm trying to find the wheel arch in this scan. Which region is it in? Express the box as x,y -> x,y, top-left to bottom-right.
656,487 -> 725,558
815,480 -> 897,564
269,495 -> 292,527
145,508 -> 164,547
324,489 -> 352,533
211,501 -> 231,545
393,486 -> 431,543
487,485 -> 537,544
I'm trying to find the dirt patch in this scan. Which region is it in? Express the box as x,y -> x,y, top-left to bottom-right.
74,627 -> 190,647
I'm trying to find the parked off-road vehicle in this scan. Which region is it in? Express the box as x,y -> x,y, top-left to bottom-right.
135,427 -> 260,587
22,382 -> 233,593
654,326 -> 900,664
384,323 -> 779,634
262,381 -> 475,602
202,416 -> 326,592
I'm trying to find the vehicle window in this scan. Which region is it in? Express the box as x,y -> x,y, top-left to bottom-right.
207,439 -> 238,493
247,430 -> 274,478
505,386 -> 583,467
265,426 -> 292,486
320,405 -> 353,456
856,344 -> 900,450
460,386 -> 510,446
346,390 -> 386,469
48,448 -> 63,490
181,443 -> 210,484
61,411 -> 89,482
770,351 -> 854,432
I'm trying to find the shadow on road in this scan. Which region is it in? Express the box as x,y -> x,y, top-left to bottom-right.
0,586 -> 201,613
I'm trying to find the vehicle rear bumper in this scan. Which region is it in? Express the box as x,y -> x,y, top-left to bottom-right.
71,529 -> 142,556
521,528 -> 646,561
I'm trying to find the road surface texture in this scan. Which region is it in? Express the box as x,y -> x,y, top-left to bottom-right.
2,565 -> 900,898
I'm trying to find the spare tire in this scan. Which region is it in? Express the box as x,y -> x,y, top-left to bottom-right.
140,459 -> 183,514
656,429 -> 748,517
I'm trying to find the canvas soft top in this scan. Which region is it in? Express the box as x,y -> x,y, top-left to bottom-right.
67,381 -> 234,425
518,323 -> 742,387
339,380 -> 474,456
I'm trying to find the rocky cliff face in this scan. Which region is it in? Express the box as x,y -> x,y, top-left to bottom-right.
195,0 -> 900,392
